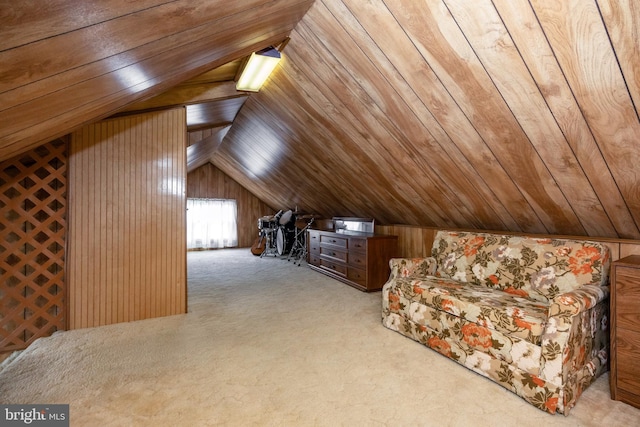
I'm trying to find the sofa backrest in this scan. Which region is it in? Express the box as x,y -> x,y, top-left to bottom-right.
431,230 -> 611,303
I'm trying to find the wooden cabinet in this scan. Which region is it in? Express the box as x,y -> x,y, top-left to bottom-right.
307,229 -> 398,292
610,255 -> 640,409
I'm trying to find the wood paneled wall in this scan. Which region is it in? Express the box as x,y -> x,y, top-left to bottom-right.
377,225 -> 640,264
68,109 -> 186,329
187,163 -> 275,248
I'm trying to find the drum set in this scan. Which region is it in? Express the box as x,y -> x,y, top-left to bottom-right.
255,209 -> 315,265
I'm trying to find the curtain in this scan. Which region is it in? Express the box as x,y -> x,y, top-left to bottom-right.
186,198 -> 238,249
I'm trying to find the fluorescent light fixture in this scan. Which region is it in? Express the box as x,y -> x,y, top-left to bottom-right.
236,47 -> 282,92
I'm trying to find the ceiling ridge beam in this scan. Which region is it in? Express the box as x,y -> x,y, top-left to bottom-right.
121,81 -> 245,113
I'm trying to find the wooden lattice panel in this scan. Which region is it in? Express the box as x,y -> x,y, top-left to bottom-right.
0,140 -> 67,352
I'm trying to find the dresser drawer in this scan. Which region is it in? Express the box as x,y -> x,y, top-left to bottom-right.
320,234 -> 348,248
320,246 -> 347,262
615,328 -> 640,397
347,266 -> 366,286
320,259 -> 347,276
349,237 -> 367,253
309,241 -> 320,255
614,268 -> 640,330
349,251 -> 367,268
611,256 -> 640,409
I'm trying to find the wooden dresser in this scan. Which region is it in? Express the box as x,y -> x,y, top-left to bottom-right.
307,229 -> 398,292
610,255 -> 640,409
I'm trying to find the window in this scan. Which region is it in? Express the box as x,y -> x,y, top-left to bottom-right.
186,198 -> 238,249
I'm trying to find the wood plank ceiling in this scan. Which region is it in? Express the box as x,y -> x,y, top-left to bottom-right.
2,0 -> 640,240
121,59 -> 250,172
0,0 -> 315,160
212,0 -> 640,239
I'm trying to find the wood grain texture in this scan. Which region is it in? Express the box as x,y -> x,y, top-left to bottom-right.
598,0 -> 640,117
338,0 -> 528,232
0,0 -> 171,51
212,0 -> 640,239
67,109 -> 187,329
531,0 -> 640,231
444,0 -> 612,236
0,0 -> 314,160
492,0 -> 635,238
376,225 -> 436,259
386,0 -> 581,234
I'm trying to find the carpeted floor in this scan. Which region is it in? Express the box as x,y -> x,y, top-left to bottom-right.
1,249 -> 639,426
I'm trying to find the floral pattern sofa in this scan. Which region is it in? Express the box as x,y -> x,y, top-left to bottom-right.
382,230 -> 611,415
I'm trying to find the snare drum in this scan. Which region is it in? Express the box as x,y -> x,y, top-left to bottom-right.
258,216 -> 275,230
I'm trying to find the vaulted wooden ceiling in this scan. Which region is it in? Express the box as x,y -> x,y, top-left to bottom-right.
213,0 -> 640,239
2,0 -> 640,240
0,0 -> 314,159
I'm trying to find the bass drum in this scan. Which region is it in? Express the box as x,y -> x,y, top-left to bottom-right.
276,227 -> 294,256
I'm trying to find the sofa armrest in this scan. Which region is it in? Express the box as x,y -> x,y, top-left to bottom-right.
388,257 -> 437,280
547,285 -> 610,318
539,284 -> 610,385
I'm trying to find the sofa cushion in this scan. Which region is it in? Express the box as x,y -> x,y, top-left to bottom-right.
431,231 -> 610,303
391,276 -> 548,345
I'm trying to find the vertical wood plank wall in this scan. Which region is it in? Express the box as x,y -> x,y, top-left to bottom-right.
68,109 -> 187,329
187,163 -> 275,248
376,225 -> 640,263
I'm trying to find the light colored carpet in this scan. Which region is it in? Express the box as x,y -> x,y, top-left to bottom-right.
1,249 -> 639,426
